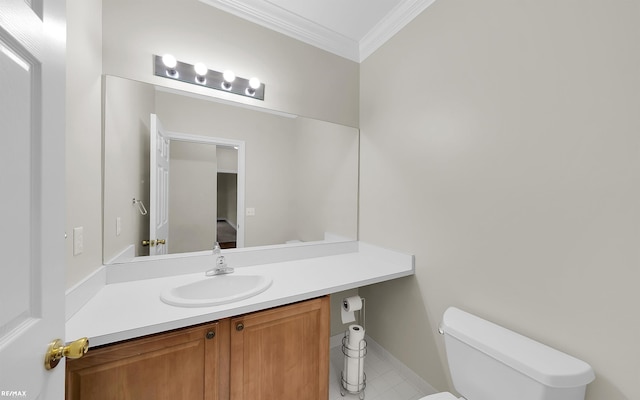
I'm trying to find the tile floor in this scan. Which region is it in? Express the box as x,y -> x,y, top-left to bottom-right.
328,343 -> 431,400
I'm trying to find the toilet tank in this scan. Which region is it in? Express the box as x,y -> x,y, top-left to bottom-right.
441,307 -> 595,400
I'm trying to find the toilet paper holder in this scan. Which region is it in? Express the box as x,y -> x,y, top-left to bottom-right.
341,296 -> 366,326
340,297 -> 367,399
340,332 -> 367,399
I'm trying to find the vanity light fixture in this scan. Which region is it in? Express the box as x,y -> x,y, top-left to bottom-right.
153,54 -> 265,100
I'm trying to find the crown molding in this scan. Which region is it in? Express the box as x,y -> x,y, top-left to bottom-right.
200,0 -> 437,63
199,0 -> 360,62
359,0 -> 437,62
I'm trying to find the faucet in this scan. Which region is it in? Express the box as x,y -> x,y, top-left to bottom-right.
206,243 -> 234,276
206,259 -> 234,276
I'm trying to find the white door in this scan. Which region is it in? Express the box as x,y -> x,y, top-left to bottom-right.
0,0 -> 67,399
150,114 -> 170,255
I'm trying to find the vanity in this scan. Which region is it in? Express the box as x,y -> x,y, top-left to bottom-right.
67,75 -> 413,399
67,297 -> 329,400
65,241 -> 414,400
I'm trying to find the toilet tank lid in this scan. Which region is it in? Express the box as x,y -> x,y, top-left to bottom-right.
441,307 -> 595,388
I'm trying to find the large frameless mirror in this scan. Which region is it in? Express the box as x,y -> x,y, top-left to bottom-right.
103,75 -> 359,264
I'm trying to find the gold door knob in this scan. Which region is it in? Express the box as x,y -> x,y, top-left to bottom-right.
156,239 -> 166,245
142,239 -> 156,247
45,337 -> 89,370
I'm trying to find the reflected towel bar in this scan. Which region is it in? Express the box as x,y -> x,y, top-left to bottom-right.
133,198 -> 148,216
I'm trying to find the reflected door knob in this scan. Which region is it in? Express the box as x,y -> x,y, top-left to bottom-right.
45,337 -> 89,370
157,239 -> 166,245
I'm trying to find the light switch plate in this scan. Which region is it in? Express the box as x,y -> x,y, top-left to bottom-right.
73,226 -> 83,256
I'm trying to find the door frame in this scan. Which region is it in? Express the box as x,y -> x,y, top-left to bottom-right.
165,130 -> 246,248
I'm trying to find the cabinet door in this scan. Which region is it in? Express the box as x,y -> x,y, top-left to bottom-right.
66,321 -> 227,400
230,297 -> 330,400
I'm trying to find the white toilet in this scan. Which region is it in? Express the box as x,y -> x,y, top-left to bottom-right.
420,307 -> 595,400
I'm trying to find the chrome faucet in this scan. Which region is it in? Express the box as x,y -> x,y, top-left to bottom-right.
206,243 -> 234,276
206,260 -> 234,276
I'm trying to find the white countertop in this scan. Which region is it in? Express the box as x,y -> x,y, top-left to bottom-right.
66,242 -> 414,347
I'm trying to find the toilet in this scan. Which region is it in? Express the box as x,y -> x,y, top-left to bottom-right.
420,307 -> 595,400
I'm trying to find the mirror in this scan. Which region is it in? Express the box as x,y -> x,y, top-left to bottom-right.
103,75 -> 359,264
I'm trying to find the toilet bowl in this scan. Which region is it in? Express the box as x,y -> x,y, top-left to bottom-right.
418,307 -> 594,400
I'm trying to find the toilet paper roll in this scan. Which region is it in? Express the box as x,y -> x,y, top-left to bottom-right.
340,295 -> 363,324
343,324 -> 366,391
347,324 -> 365,348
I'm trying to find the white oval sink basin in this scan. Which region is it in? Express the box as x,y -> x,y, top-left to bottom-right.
160,274 -> 272,307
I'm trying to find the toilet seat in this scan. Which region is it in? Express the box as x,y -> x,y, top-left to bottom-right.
419,392 -> 461,400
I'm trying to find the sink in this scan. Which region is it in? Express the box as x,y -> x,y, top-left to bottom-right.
160,274 -> 272,307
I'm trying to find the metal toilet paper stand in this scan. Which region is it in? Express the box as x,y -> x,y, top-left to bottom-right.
340,297 -> 367,399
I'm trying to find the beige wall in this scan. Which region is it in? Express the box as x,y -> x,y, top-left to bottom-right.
217,172 -> 238,228
217,147 -> 238,173
217,148 -> 239,229
359,1 -> 640,399
292,118 -> 360,242
102,0 -> 359,127
103,76 -> 154,262
169,141 -> 218,253
66,0 -> 103,287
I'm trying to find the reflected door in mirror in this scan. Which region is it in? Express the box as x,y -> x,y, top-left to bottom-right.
150,114 -> 170,255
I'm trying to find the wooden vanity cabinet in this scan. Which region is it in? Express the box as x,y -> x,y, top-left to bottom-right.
230,296 -> 330,400
66,296 -> 329,400
65,320 -> 228,400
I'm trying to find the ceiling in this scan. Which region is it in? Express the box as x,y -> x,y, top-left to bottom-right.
199,0 -> 436,62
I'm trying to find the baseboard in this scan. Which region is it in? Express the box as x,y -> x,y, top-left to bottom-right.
105,244 -> 136,264
330,333 -> 438,396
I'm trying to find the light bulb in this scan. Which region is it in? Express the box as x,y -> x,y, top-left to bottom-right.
222,70 -> 235,90
162,54 -> 178,78
245,77 -> 261,96
194,63 -> 207,76
249,77 -> 261,89
222,70 -> 236,83
162,54 -> 177,69
194,63 -> 207,84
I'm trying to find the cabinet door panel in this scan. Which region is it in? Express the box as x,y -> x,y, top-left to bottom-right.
66,322 -> 222,400
230,297 -> 330,400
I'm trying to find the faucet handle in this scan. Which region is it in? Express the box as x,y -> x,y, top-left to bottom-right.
216,255 -> 227,268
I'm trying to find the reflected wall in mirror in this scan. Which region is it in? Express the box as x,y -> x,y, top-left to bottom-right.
103,75 -> 359,264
